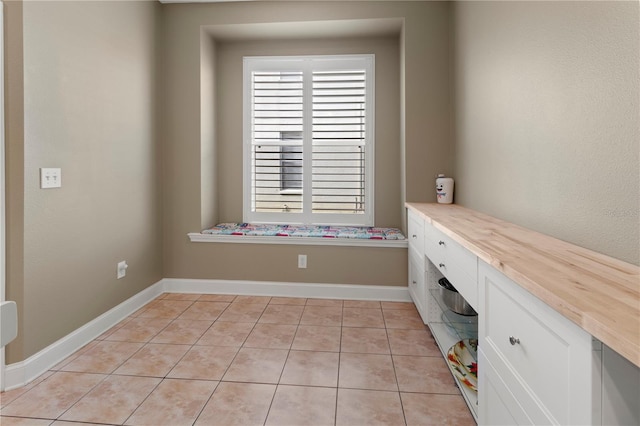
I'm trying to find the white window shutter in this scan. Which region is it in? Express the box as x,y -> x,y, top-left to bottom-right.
244,55 -> 374,226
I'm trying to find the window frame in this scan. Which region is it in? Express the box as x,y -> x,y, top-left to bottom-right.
242,54 -> 375,226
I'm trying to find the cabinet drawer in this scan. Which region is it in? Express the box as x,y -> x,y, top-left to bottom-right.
479,261 -> 597,425
407,210 -> 425,254
424,221 -> 478,309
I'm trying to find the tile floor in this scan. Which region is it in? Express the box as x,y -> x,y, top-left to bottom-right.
0,294 -> 475,426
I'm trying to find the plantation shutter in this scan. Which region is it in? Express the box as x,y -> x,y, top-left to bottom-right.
244,55 -> 374,225
251,71 -> 304,213
312,70 -> 367,215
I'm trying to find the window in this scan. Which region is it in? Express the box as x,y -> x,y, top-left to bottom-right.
243,55 -> 375,225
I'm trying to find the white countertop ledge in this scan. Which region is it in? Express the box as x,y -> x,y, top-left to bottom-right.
188,232 -> 408,248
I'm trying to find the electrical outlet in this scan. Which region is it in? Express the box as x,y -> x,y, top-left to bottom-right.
40,168 -> 62,189
117,261 -> 128,279
298,254 -> 307,269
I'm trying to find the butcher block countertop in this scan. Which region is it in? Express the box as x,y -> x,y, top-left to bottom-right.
406,202 -> 640,368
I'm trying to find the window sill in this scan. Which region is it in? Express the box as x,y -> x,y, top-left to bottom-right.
187,233 -> 408,248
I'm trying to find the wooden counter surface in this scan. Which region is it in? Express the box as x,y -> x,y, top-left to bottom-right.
406,202 -> 640,368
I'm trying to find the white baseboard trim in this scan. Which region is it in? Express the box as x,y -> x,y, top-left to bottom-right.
4,278 -> 410,390
4,280 -> 165,391
163,278 -> 411,302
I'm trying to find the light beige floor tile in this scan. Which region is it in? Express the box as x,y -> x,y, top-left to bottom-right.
341,327 -> 390,354
280,350 -> 339,387
0,417 -> 54,425
125,378 -> 217,426
1,372 -> 105,419
198,294 -> 236,302
394,355 -> 459,394
168,346 -> 238,381
265,385 -> 336,426
51,341 -> 100,371
291,325 -> 342,352
336,388 -> 405,426
306,298 -> 343,307
401,392 -> 476,426
178,301 -> 229,321
343,307 -> 385,328
300,306 -> 342,326
232,295 -> 271,305
258,304 -> 304,325
344,300 -> 382,309
103,317 -> 172,343
0,371 -> 54,407
217,303 -> 266,323
150,319 -> 212,344
162,293 -> 201,301
383,308 -> 426,329
222,347 -> 288,384
113,343 -> 190,377
381,301 -> 417,311
197,321 -> 254,346
268,296 -> 307,306
136,300 -> 193,319
96,317 -> 132,340
60,341 -> 144,374
243,324 -> 297,349
339,353 -> 398,391
387,328 -> 441,356
59,375 -> 160,424
195,382 -> 275,426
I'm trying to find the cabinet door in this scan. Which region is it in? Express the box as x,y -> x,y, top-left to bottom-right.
479,349 -> 533,426
479,260 -> 600,425
408,249 -> 427,322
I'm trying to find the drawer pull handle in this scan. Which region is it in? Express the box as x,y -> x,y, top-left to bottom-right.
509,336 -> 520,346
438,240 -> 445,246
438,263 -> 445,268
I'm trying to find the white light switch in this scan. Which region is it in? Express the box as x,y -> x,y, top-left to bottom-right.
40,168 -> 62,189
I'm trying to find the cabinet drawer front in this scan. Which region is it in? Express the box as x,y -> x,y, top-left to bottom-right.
407,210 -> 425,254
424,221 -> 478,308
480,262 -> 594,425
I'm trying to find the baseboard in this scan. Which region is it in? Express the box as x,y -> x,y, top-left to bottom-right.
163,278 -> 411,302
3,278 -> 410,390
3,280 -> 165,391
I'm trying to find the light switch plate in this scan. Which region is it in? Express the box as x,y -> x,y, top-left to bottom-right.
40,168 -> 61,188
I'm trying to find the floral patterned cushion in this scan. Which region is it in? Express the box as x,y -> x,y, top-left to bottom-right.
202,223 -> 405,240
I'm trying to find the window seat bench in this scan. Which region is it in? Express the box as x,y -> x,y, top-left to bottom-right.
188,223 -> 407,248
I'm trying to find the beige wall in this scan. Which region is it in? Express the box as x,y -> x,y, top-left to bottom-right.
452,1 -> 640,265
161,2 -> 453,282
214,35 -> 401,226
5,0 -> 162,363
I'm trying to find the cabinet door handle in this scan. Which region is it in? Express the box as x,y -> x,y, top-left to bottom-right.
509,336 -> 520,345
438,263 -> 445,268
412,280 -> 417,285
412,234 -> 417,238
438,240 -> 445,246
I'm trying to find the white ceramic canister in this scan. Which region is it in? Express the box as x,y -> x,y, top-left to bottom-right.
436,174 -> 454,204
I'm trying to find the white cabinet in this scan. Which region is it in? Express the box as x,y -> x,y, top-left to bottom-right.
478,260 -> 602,425
407,209 -> 427,322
